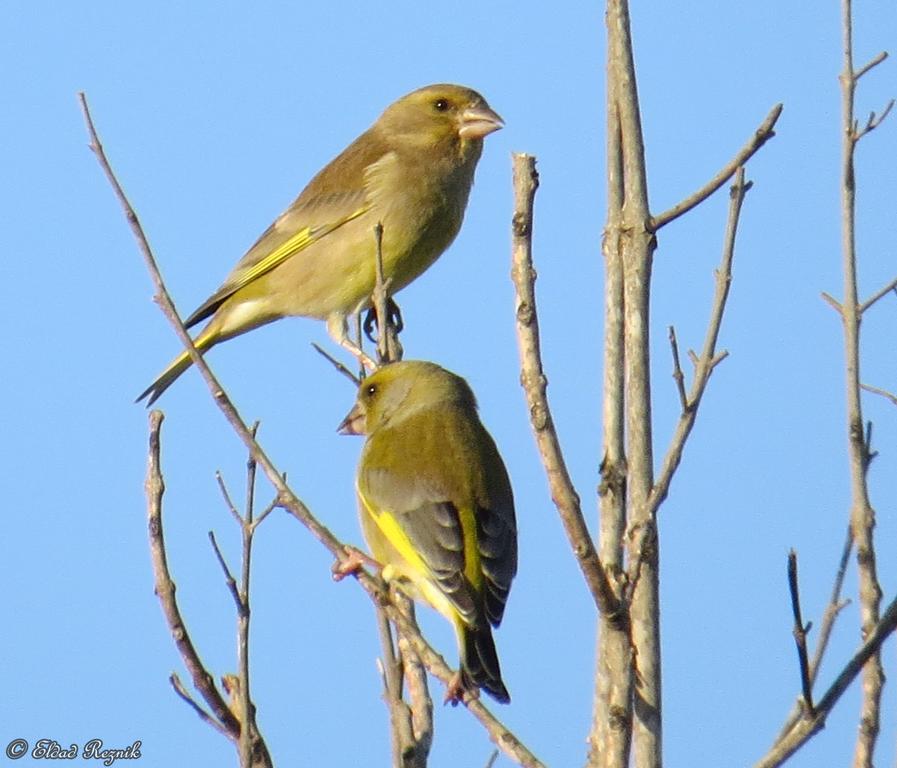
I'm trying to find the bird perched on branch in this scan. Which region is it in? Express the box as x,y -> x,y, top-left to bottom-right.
338,360 -> 517,703
138,84 -> 503,404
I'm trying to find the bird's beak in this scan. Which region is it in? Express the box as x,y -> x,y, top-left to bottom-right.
458,105 -> 504,140
337,402 -> 366,436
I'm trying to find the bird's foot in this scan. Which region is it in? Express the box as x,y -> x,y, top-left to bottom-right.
363,299 -> 404,342
332,545 -> 380,581
443,672 -> 475,707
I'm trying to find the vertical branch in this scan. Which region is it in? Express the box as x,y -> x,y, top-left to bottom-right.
145,412 -> 241,738
606,2 -> 660,766
787,551 -> 815,714
588,21 -> 632,768
395,595 -> 434,765
370,225 -> 427,767
372,222 -> 403,366
838,2 -> 886,765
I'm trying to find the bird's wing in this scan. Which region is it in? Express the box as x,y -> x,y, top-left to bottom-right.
358,466 -> 480,627
475,479 -> 517,628
185,127 -> 390,328
184,192 -> 370,327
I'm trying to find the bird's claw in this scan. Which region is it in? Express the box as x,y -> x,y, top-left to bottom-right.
363,299 -> 404,343
332,545 -> 380,581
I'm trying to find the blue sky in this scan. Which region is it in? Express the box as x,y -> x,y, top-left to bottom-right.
3,2 -> 897,766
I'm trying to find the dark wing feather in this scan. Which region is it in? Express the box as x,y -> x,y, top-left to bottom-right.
474,431 -> 518,627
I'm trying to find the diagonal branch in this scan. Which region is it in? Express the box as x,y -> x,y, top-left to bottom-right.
854,50 -> 888,80
510,152 -> 620,619
648,169 -> 750,517
753,595 -> 897,768
858,275 -> 897,314
854,99 -> 894,140
651,104 -> 782,230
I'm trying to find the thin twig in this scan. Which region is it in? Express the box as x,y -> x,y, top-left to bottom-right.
509,152 -> 619,619
787,550 -> 815,714
216,472 -> 244,526
861,382 -> 897,407
648,169 -> 750,518
820,291 -> 844,314
651,104 -> 782,230
855,50 -> 889,80
753,595 -> 897,768
311,343 -> 362,386
209,530 -> 244,614
667,326 -> 689,410
776,526 -> 854,742
859,275 -> 897,314
854,99 -> 894,140
145,412 -> 240,737
169,673 -> 231,737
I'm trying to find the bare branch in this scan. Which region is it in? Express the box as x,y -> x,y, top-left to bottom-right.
169,673 -> 230,738
777,526 -> 854,741
854,50 -> 889,80
838,3 -> 886,762
787,551 -> 815,714
510,152 -> 619,618
649,169 -> 750,516
145,412 -> 240,737
371,222 -> 403,365
858,275 -> 897,314
820,291 -> 844,314
215,472 -> 244,526
208,531 -> 244,614
855,99 -> 895,140
589,57 -> 634,767
311,342 -> 362,386
754,595 -> 897,768
861,382 -> 897,407
667,326 -> 689,410
394,595 -> 433,758
376,604 -> 418,768
651,104 -> 782,230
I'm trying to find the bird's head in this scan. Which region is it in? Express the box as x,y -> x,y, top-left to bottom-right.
337,360 -> 478,436
375,84 -> 504,149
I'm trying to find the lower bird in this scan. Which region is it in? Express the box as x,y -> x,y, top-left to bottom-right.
138,84 -> 503,405
338,360 -> 517,703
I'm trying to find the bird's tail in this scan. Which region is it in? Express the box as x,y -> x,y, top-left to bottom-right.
136,327 -> 218,406
460,622 -> 510,704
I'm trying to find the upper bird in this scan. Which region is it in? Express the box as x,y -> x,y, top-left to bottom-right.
138,84 -> 503,405
338,360 -> 517,703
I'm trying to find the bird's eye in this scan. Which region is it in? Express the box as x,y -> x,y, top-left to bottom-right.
366,383 -> 377,397
433,98 -> 449,112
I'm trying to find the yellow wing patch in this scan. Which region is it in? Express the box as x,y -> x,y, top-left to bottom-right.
231,205 -> 369,293
357,487 -> 460,624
